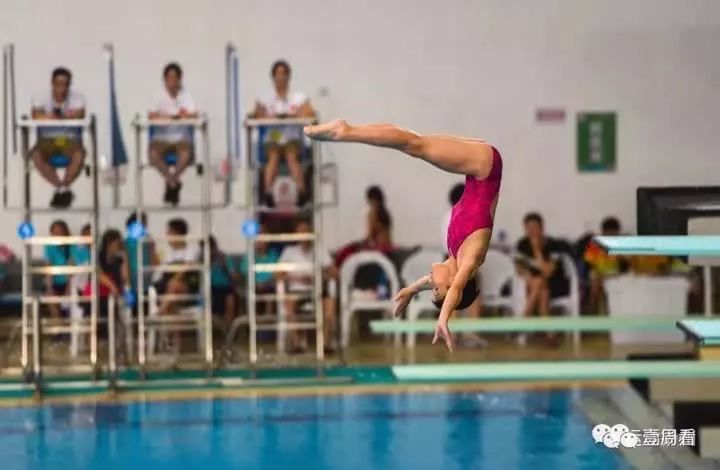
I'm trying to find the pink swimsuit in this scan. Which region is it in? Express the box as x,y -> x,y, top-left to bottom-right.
446,147 -> 502,257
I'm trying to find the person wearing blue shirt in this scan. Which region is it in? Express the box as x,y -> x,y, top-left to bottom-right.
239,223 -> 280,319
207,236 -> 240,330
71,224 -> 92,266
124,211 -> 159,295
44,220 -> 72,318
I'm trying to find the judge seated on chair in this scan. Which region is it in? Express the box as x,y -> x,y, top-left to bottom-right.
251,60 -> 316,208
30,67 -> 86,208
148,62 -> 198,206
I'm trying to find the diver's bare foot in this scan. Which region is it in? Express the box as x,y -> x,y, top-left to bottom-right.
303,119 -> 349,141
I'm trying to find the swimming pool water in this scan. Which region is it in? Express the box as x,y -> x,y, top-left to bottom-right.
0,389 -> 628,470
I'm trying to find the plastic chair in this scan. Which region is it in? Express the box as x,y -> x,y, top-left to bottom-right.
479,249 -> 515,314
339,251 -> 400,348
401,247 -> 445,348
69,289 -> 134,359
605,274 -> 689,345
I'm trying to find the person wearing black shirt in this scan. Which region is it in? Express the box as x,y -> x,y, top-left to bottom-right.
82,229 -> 129,332
514,213 -> 569,323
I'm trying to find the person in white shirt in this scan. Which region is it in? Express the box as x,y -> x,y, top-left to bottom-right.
252,60 -> 316,207
277,219 -> 337,353
30,67 -> 87,208
156,218 -> 200,311
148,63 -> 198,206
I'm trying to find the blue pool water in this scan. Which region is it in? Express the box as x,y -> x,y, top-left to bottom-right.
0,389 -> 628,470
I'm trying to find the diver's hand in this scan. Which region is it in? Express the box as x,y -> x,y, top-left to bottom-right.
393,287 -> 415,318
433,318 -> 454,353
304,119 -> 349,141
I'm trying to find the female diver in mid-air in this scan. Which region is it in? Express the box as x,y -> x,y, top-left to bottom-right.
304,120 -> 502,352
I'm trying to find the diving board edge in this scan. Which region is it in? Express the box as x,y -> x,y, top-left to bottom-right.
392,360 -> 720,382
595,235 -> 720,256
371,315 -> 695,334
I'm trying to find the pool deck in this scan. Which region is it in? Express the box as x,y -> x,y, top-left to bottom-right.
0,334 -> 704,404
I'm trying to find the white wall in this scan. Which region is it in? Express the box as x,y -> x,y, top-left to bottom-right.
0,0 -> 719,254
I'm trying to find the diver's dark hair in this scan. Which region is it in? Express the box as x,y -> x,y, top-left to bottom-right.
432,278 -> 479,311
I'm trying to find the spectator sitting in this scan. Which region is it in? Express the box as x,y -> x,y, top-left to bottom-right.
71,223 -> 93,290
252,60 -> 316,207
277,219 -> 337,353
30,67 -> 86,208
335,185 -> 394,267
365,185 -> 393,249
240,222 -> 280,316
156,217 -> 200,308
583,217 -> 629,314
44,220 -> 72,318
207,235 -> 240,331
148,63 -> 198,206
124,211 -> 160,294
514,213 -> 569,343
81,229 -> 129,321
0,244 -> 16,294
73,224 -> 92,265
154,218 -> 200,353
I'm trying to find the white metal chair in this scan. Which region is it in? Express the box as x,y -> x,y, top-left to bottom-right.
70,290 -> 134,360
479,249 -> 514,314
511,252 -> 581,350
339,251 -> 400,348
275,277 -> 338,353
69,281 -> 85,358
146,286 -> 204,358
401,247 -> 445,348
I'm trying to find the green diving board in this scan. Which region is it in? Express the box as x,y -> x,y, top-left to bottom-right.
371,315 -> 693,334
392,360 -> 720,382
595,235 -> 720,256
678,319 -> 720,346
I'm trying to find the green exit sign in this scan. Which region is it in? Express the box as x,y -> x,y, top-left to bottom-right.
577,112 -> 616,172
